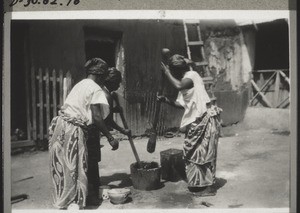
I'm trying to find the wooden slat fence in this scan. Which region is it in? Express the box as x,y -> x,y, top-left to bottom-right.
250,69 -> 290,108
13,67 -> 73,149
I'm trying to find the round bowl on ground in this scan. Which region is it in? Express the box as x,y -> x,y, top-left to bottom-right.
67,203 -> 80,210
107,188 -> 131,205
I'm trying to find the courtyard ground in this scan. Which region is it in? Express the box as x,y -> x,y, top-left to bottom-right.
11,124 -> 290,211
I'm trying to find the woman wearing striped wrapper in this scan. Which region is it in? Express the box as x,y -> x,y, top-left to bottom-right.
48,58 -> 119,209
158,54 -> 222,197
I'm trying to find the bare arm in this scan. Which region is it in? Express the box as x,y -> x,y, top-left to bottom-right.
91,104 -> 112,139
105,115 -> 129,135
161,63 -> 193,90
91,104 -> 118,150
157,95 -> 184,109
103,91 -> 130,135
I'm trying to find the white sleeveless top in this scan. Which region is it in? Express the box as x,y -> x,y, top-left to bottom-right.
62,79 -> 110,125
176,71 -> 211,128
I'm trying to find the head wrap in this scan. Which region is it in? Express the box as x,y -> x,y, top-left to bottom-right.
106,67 -> 122,83
169,54 -> 193,69
85,58 -> 108,75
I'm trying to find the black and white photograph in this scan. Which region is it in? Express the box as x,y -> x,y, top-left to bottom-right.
4,9 -> 295,212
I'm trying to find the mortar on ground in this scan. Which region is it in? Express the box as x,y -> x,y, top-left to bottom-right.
130,161 -> 161,190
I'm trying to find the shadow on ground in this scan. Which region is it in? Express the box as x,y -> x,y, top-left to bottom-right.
84,200 -> 103,210
101,172 -> 167,190
213,178 -> 227,191
101,173 -> 132,188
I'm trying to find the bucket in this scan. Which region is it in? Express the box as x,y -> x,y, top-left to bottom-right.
160,148 -> 186,182
130,161 -> 161,190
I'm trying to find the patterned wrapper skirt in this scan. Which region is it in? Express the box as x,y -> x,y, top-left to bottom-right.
183,107 -> 222,188
48,115 -> 88,209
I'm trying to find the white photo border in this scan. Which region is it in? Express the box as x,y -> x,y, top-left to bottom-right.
3,9 -> 297,213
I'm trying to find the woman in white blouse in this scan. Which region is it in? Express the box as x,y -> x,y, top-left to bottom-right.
48,58 -> 119,209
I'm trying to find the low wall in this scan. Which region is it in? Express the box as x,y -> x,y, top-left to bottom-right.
214,87 -> 249,126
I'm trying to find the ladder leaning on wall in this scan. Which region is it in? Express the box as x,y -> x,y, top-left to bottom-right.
183,20 -> 216,100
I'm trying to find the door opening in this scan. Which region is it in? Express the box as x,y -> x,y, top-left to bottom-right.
84,27 -> 123,67
85,40 -> 116,67
11,22 -> 29,142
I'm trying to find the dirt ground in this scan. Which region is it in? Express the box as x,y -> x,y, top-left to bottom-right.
11,122 -> 290,210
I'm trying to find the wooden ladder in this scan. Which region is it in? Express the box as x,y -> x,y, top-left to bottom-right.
183,20 -> 215,99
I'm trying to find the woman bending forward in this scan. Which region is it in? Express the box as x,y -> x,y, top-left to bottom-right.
159,54 -> 222,196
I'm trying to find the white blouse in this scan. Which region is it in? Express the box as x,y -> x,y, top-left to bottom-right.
62,79 -> 110,125
176,71 -> 211,128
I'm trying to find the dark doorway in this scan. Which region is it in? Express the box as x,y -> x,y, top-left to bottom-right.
84,27 -> 123,67
85,40 -> 116,67
254,19 -> 289,70
11,22 -> 29,140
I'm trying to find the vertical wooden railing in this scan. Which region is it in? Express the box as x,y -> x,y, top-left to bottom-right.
38,68 -> 44,141
27,67 -> 72,142
59,70 -> 64,109
52,69 -> 57,118
31,67 -> 37,140
45,69 -> 50,138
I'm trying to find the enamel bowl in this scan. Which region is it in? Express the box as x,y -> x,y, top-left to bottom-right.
107,188 -> 131,204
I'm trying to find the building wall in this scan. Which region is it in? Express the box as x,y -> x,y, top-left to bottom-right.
200,20 -> 254,125
23,20 -> 186,135
27,21 -> 86,83
200,20 -> 255,91
18,19 -> 255,135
